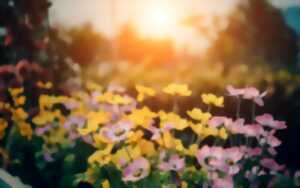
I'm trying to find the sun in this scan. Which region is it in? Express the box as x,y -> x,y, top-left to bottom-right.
135,2 -> 179,38
149,7 -> 172,28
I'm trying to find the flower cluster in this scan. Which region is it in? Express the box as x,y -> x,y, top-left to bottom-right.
0,82 -> 299,188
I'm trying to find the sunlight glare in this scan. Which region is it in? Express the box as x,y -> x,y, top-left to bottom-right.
136,2 -> 179,38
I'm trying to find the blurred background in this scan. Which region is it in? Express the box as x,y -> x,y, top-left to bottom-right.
1,0 -> 300,178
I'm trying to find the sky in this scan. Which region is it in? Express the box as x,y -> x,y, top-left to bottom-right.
49,0 -> 300,53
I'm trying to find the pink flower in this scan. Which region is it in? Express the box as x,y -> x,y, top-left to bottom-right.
212,176 -> 233,188
226,85 -> 245,96
255,114 -> 287,130
224,118 -> 244,134
242,147 -> 262,157
263,130 -> 281,147
148,124 -> 173,140
196,146 -> 224,171
101,121 -> 133,143
197,146 -> 243,174
221,147 -> 244,175
208,116 -> 233,128
64,116 -> 86,129
158,154 -> 185,172
242,124 -> 264,137
243,87 -> 267,106
260,158 -> 285,172
122,157 -> 150,182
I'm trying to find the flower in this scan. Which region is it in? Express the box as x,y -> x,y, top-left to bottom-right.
96,92 -> 132,105
0,119 -> 8,139
159,111 -> 189,130
163,83 -> 192,96
39,95 -> 69,110
212,176 -> 233,188
197,146 -> 243,174
201,94 -> 224,107
221,147 -> 244,175
135,85 -> 156,102
255,114 -> 287,129
122,157 -> 150,182
77,111 -> 111,135
243,87 -> 267,106
12,108 -> 28,121
218,127 -> 228,140
137,139 -> 156,157
158,153 -> 185,172
86,81 -> 103,92
32,110 -> 61,125
263,130 -> 282,147
242,124 -> 264,137
208,116 -> 233,128
226,85 -> 245,96
187,108 -> 211,123
63,116 -> 86,130
126,107 -> 156,128
88,144 -> 114,165
100,121 -> 133,143
102,179 -> 110,188
8,87 -> 24,97
19,122 -> 33,140
260,158 -> 285,172
36,81 -> 53,89
196,145 -> 224,171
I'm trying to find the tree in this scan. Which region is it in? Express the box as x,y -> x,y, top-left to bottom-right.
206,0 -> 298,71
0,0 -> 51,65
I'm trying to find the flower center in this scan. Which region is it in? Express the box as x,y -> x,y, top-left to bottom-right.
114,128 -> 126,137
133,168 -> 143,177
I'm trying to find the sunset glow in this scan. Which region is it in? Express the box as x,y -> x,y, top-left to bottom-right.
135,2 -> 179,38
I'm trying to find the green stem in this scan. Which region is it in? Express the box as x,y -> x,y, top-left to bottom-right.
3,125 -> 17,169
173,97 -> 179,113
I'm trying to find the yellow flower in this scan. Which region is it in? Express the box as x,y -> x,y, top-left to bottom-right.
181,181 -> 188,188
19,122 -> 33,140
184,144 -> 198,156
14,96 -> 26,106
163,83 -> 192,96
12,108 -> 28,121
187,108 -> 211,123
88,144 -> 114,165
37,81 -> 53,89
201,93 -> 224,107
78,111 -> 111,135
102,179 -> 110,188
219,127 -> 228,140
189,122 -> 204,137
138,139 -> 156,157
97,92 -> 132,105
9,87 -> 24,97
111,146 -> 141,168
86,81 -> 103,92
158,131 -> 184,151
202,126 -> 219,138
39,95 -> 69,110
0,119 -> 8,139
0,103 -> 10,110
159,111 -> 188,130
32,110 -> 61,125
126,107 -> 156,128
135,85 -> 156,102
127,130 -> 144,144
